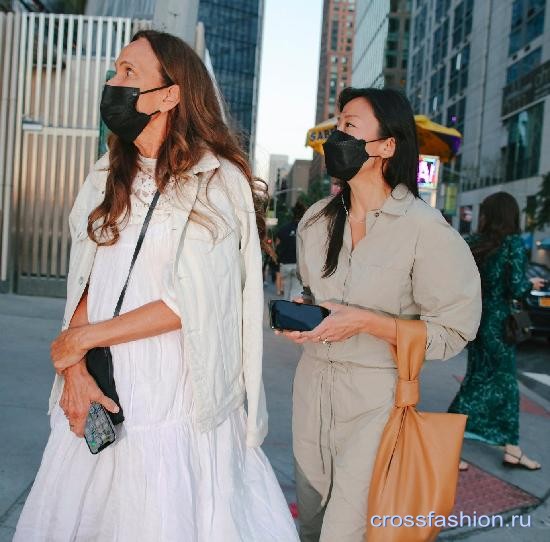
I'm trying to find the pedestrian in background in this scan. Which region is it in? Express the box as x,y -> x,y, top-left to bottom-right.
278,87 -> 481,542
263,236 -> 279,285
275,201 -> 308,299
449,192 -> 545,471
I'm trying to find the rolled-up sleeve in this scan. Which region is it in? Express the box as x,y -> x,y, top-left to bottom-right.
411,216 -> 482,360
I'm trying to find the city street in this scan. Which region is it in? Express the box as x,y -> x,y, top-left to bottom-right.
1,289 -> 549,541
1,0 -> 550,540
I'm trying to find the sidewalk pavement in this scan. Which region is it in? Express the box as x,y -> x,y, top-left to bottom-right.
1,290 -> 550,541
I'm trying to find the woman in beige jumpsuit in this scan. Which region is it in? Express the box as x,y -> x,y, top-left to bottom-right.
279,88 -> 481,541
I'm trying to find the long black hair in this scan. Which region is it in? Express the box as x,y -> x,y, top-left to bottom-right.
307,87 -> 420,277
471,192 -> 521,267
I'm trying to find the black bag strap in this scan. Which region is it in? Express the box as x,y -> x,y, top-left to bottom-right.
113,190 -> 161,317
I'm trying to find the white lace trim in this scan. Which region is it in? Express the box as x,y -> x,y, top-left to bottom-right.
128,156 -> 176,224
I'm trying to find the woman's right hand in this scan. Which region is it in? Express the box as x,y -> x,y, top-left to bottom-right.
530,277 -> 546,290
59,360 -> 120,437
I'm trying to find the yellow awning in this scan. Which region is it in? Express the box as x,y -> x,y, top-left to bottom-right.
414,115 -> 462,163
305,115 -> 462,162
305,117 -> 337,155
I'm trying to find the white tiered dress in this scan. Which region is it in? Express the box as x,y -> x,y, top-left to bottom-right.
14,157 -> 299,542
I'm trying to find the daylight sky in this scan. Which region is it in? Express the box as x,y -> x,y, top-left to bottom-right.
254,0 -> 323,175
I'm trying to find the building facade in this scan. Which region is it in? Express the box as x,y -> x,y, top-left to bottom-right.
287,159 -> 312,206
268,154 -> 290,195
352,0 -> 410,89
198,0 -> 264,158
407,0 -> 550,263
85,0 -> 264,158
310,0 -> 356,185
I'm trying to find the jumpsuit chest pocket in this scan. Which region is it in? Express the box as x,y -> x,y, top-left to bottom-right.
346,263 -> 410,316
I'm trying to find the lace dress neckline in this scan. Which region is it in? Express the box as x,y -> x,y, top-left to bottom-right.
129,155 -> 175,224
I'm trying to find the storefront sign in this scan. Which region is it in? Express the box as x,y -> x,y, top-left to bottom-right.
443,183 -> 458,216
418,155 -> 440,189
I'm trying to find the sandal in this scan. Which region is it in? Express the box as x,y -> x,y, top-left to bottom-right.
502,451 -> 541,471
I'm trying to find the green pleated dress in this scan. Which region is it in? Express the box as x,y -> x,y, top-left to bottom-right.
448,234 -> 532,445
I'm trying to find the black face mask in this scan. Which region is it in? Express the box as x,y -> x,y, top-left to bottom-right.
322,129 -> 386,182
100,83 -> 171,143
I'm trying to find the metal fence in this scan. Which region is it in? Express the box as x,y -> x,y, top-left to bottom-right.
0,12 -> 150,296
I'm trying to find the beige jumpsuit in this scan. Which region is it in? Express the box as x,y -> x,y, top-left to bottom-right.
293,184 -> 481,542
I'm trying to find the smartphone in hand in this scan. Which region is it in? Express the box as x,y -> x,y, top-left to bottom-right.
85,402 -> 116,454
269,300 -> 330,332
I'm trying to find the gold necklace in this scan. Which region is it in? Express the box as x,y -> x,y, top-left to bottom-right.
341,194 -> 380,222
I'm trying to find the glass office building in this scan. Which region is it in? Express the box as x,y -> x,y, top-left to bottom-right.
198,0 -> 264,156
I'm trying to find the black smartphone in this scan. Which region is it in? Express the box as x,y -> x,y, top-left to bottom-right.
85,402 -> 116,455
269,300 -> 330,332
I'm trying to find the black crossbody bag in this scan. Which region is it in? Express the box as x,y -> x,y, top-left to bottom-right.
85,190 -> 161,425
503,299 -> 532,345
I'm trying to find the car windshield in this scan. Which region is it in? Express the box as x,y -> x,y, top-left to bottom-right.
528,262 -> 550,281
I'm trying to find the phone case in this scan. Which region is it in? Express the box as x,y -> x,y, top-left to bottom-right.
85,402 -> 116,454
269,300 -> 330,332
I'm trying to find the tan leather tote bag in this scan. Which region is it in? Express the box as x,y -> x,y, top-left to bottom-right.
366,319 -> 466,542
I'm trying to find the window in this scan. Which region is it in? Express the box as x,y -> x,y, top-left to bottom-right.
435,0 -> 451,21
389,17 -> 399,33
410,46 -> 424,88
505,102 -> 544,181
386,54 -> 398,68
413,4 -> 427,47
430,65 -> 446,112
447,97 -> 466,134
452,0 -> 473,48
432,19 -> 449,66
331,20 -> 339,50
509,0 -> 546,55
388,39 -> 398,51
448,45 -> 469,98
506,47 -> 542,83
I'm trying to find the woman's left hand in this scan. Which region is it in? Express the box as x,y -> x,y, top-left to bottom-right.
51,327 -> 90,374
297,302 -> 368,344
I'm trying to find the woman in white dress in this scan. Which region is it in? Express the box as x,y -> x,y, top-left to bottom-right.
15,30 -> 298,542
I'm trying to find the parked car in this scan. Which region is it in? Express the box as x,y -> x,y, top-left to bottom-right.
525,262 -> 550,338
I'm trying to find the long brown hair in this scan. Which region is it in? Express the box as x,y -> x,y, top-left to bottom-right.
88,30 -> 267,246
471,192 -> 521,267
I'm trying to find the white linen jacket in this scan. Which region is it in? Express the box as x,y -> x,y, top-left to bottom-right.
48,151 -> 268,447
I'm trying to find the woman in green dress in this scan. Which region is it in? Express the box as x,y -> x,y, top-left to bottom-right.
449,192 -> 545,471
